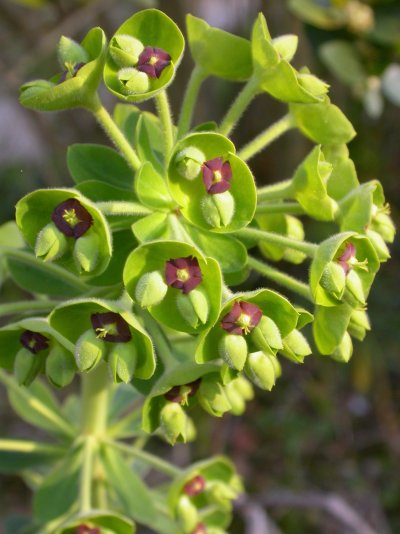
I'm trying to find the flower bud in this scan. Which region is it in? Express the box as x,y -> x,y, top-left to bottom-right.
332,331 -> 353,363
108,341 -> 137,384
245,351 -> 278,391
109,34 -> 144,68
348,309 -> 370,341
20,80 -> 55,100
206,480 -> 238,510
201,191 -> 235,228
35,223 -> 68,262
218,334 -> 248,370
46,344 -> 75,388
160,402 -> 188,445
345,269 -> 366,305
366,230 -> 390,262
371,211 -> 395,243
320,261 -> 346,300
176,288 -> 209,328
58,36 -> 89,69
118,67 -> 150,95
14,347 -> 44,386
73,232 -> 99,273
75,329 -> 106,372
224,380 -> 246,415
176,495 -> 199,533
250,315 -> 283,353
197,375 -> 232,417
175,147 -> 206,181
135,271 -> 168,308
183,475 -> 206,497
297,73 -> 329,97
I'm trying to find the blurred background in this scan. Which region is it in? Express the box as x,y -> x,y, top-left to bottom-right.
0,0 -> 399,532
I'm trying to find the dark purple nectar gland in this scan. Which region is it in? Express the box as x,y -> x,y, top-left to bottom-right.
52,198 -> 93,238
202,157 -> 232,195
191,524 -> 207,534
183,475 -> 206,497
136,46 -> 171,78
58,62 -> 86,84
20,330 -> 50,354
165,256 -> 202,294
336,242 -> 368,274
221,301 -> 263,335
164,379 -> 201,405
75,525 -> 100,534
90,312 -> 132,343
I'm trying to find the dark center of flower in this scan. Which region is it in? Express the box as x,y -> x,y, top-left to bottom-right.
202,157 -> 232,195
221,301 -> 263,335
75,525 -> 100,534
136,46 -> 171,79
20,330 -> 50,354
91,312 -> 132,343
191,524 -> 207,534
183,475 -> 206,497
336,242 -> 368,275
58,62 -> 86,84
164,379 -> 201,405
52,198 -> 93,238
165,256 -> 202,294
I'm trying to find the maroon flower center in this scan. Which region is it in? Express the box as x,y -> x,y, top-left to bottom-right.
164,379 -> 201,404
183,475 -> 206,497
202,157 -> 232,195
20,330 -> 50,354
165,256 -> 202,294
58,62 -> 86,84
75,526 -> 100,534
191,524 -> 207,534
221,301 -> 263,335
91,312 -> 132,343
336,242 -> 357,275
137,46 -> 171,78
52,198 -> 93,238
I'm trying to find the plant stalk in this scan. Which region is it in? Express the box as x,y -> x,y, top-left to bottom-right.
177,65 -> 207,138
255,202 -> 305,215
96,201 -> 152,216
236,227 -> 317,257
0,299 -> 59,317
156,90 -> 175,162
257,179 -> 294,202
81,362 -> 110,436
219,77 -> 259,137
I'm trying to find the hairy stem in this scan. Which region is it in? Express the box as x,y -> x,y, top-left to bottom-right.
255,202 -> 305,216
0,299 -> 59,317
0,439 -> 66,454
156,90 -> 175,162
80,436 -> 96,512
89,94 -> 142,171
236,227 -> 317,257
248,257 -> 311,300
257,179 -> 294,202
238,114 -> 294,161
96,201 -> 152,216
219,77 -> 259,137
177,65 -> 207,138
81,362 -> 110,437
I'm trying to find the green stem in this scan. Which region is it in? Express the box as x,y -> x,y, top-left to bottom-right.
80,436 -> 96,513
238,114 -> 294,161
81,362 -> 110,436
138,309 -> 177,368
219,77 -> 259,137
236,227 -> 317,257
156,90 -> 175,162
0,299 -> 59,317
0,438 -> 66,455
248,257 -> 311,300
257,179 -> 294,202
0,370 -> 75,438
89,94 -> 141,171
96,201 -> 152,216
106,439 -> 181,477
177,65 -> 207,138
255,202 -> 305,216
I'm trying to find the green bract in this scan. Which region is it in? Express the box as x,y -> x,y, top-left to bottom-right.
15,188 -> 112,278
256,213 -> 306,264
48,299 -> 156,380
123,241 -> 222,334
168,133 -> 256,232
104,9 -> 184,102
19,28 -> 106,111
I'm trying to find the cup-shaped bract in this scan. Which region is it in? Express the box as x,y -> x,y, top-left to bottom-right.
168,133 -> 256,232
123,241 -> 222,334
15,189 -> 112,278
19,28 -> 107,111
49,299 -> 155,381
310,232 -> 380,307
251,13 -> 328,104
0,317 -> 75,387
196,289 -> 299,374
104,9 -> 184,102
256,213 -> 306,264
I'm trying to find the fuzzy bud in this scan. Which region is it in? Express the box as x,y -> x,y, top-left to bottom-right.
218,334 -> 248,370
176,495 -> 199,533
176,288 -> 209,328
35,223 -> 68,262
175,147 -> 206,181
118,67 -> 150,95
109,34 -> 144,68
14,347 -> 44,386
74,329 -> 106,372
46,344 -> 75,388
108,341 -> 137,384
135,270 -> 168,308
160,402 -> 188,445
320,261 -> 346,299
73,232 -> 99,272
331,332 -> 353,363
197,375 -> 232,417
245,351 -> 279,391
201,191 -> 235,228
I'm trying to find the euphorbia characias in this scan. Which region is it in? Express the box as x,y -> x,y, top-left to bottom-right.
0,6 -> 394,534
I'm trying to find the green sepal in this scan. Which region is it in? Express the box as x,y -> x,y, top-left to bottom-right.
104,9 -> 185,102
58,36 -> 89,69
256,213 -> 306,264
313,303 -> 353,355
196,289 -> 298,364
135,161 -> 175,210
124,241 -> 222,334
245,351 -> 279,390
20,27 -> 106,111
197,374 -> 232,417
272,34 -> 298,62
292,145 -> 337,221
49,299 -> 156,380
290,97 -> 356,145
16,188 -> 112,279
46,344 -> 76,388
310,233 -> 380,307
218,334 -> 248,371
186,14 -> 253,81
168,133 -> 256,233
108,341 -> 138,384
325,145 -> 359,201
